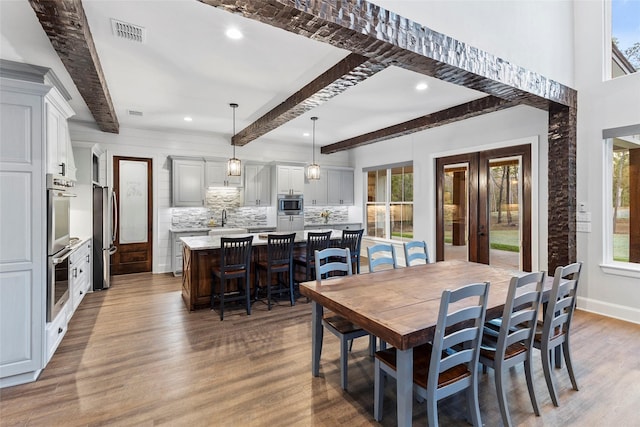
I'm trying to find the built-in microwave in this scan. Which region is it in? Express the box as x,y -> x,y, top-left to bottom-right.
277,195 -> 303,215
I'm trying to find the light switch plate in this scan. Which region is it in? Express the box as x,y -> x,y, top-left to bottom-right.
577,212 -> 591,222
576,222 -> 591,232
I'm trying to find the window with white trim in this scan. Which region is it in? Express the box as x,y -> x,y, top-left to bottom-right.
365,163 -> 413,241
611,0 -> 639,78
604,126 -> 640,266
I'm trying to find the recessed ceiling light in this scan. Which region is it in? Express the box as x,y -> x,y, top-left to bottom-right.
416,82 -> 428,91
225,28 -> 243,40
303,132 -> 310,137
184,117 -> 193,122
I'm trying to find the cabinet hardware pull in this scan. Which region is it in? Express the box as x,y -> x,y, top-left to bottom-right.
60,162 -> 66,176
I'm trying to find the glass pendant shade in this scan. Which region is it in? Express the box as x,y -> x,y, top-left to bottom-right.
307,116 -> 320,180
307,163 -> 320,180
227,103 -> 241,177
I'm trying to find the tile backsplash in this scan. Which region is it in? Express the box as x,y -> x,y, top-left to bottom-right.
171,189 -> 350,228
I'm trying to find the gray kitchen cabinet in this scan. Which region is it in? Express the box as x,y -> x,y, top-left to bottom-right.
275,165 -> 305,195
327,168 -> 354,206
45,88 -> 76,180
171,157 -> 205,207
205,159 -> 242,188
244,163 -> 271,206
304,168 -> 328,206
277,215 -> 304,232
171,230 -> 210,276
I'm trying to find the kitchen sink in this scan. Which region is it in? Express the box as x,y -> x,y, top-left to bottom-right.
208,227 -> 248,237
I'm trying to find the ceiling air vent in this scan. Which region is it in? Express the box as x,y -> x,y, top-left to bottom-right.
127,110 -> 143,117
111,19 -> 146,43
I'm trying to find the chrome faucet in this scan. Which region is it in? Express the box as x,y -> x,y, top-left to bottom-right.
221,209 -> 227,227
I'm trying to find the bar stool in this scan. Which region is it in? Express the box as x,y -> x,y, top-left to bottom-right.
210,235 -> 253,320
340,229 -> 364,273
293,231 -> 331,282
254,233 -> 296,310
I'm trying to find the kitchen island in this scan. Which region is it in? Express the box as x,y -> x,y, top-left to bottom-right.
180,230 -> 342,311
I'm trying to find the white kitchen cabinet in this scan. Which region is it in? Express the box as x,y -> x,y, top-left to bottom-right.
68,240 -> 91,315
244,163 -> 271,207
45,88 -> 76,180
304,168 -> 328,206
277,215 -> 304,232
171,230 -> 210,276
205,159 -> 242,188
327,168 -> 354,206
171,157 -> 205,207
275,165 -> 305,195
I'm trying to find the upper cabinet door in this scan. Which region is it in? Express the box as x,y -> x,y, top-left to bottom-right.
304,168 -> 328,206
45,89 -> 76,179
172,158 -> 205,207
327,168 -> 354,206
276,165 -> 304,195
205,160 -> 242,188
244,164 -> 271,206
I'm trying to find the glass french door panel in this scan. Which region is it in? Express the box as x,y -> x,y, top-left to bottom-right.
119,160 -> 148,244
443,165 -> 468,261
488,157 -> 521,269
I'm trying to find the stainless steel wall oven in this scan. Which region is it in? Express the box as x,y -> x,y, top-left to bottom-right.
47,174 -> 75,321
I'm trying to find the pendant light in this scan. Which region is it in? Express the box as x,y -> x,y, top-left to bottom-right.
307,116 -> 320,180
227,103 -> 241,177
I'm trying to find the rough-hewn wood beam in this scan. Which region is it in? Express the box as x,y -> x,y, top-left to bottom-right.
29,0 -> 119,133
322,96 -> 517,154
233,53 -> 385,146
199,0 -> 577,111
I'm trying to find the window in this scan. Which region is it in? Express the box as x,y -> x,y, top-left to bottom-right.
366,164 -> 413,241
611,0 -> 639,78
605,126 -> 640,267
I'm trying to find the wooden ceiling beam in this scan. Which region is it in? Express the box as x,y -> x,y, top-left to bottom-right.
321,96 -> 517,154
200,0 -> 576,111
233,53 -> 385,146
28,0 -> 119,133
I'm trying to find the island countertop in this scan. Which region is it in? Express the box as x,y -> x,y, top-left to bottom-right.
180,229 -> 343,250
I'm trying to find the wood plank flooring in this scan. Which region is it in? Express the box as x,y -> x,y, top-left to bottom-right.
1,272 -> 639,426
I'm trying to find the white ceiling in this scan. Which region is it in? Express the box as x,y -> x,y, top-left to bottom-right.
0,0 -> 487,148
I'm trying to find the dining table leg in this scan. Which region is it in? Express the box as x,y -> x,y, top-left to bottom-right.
396,347 -> 413,427
311,301 -> 324,376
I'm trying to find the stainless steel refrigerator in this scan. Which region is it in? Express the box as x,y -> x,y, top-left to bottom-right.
93,185 -> 117,290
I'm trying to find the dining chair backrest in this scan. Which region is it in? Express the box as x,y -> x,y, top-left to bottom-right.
315,247 -> 352,281
428,281 -> 489,402
220,235 -> 254,273
266,233 -> 296,266
341,229 -> 364,273
403,240 -> 429,266
494,271 -> 545,360
367,243 -> 398,272
543,262 -> 582,344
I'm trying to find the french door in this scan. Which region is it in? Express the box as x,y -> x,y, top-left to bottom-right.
111,156 -> 153,275
436,144 -> 531,271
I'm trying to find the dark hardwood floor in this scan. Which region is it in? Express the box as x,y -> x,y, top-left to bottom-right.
1,272 -> 639,426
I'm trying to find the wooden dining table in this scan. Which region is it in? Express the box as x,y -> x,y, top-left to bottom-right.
299,259 -> 550,427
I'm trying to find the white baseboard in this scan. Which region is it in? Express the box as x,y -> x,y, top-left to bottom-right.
0,369 -> 41,389
576,296 -> 640,325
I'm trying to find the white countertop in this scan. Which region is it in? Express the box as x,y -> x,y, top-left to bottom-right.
181,229 -> 343,250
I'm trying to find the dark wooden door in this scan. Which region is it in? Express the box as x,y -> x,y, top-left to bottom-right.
111,156 -> 153,275
436,144 -> 531,271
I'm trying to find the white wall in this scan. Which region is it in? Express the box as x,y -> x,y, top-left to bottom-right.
70,122 -> 351,273
573,1 -> 640,323
352,105 -> 549,272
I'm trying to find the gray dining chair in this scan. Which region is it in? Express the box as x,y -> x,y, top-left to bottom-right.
374,281 -> 490,426
479,271 -> 545,426
367,243 -> 398,272
315,247 -> 376,390
403,240 -> 429,266
534,262 -> 582,406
